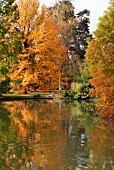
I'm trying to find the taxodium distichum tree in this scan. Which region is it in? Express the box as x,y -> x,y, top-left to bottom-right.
9,0 -> 68,92
85,1 -> 114,118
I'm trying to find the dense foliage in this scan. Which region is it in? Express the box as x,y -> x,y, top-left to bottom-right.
8,0 -> 68,92
0,0 -> 113,119
85,1 -> 114,118
51,1 -> 92,83
0,0 -> 92,94
0,0 -> 68,93
0,0 -> 23,93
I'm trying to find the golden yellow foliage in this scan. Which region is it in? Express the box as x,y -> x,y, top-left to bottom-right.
9,0 -> 68,92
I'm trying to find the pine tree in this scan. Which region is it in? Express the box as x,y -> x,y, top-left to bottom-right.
75,9 -> 92,59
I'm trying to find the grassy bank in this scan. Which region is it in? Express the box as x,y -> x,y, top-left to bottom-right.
0,93 -> 54,101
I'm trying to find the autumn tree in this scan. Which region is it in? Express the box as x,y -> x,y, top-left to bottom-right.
85,1 -> 114,118
9,0 -> 68,92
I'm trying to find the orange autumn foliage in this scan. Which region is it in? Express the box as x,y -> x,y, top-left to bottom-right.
86,41 -> 114,118
85,3 -> 114,118
9,0 -> 68,92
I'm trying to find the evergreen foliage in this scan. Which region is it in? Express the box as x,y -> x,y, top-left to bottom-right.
52,0 -> 92,84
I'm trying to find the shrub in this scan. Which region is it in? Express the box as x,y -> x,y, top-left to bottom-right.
33,93 -> 41,98
63,82 -> 90,100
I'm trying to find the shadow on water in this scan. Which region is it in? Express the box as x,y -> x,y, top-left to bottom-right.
0,100 -> 114,170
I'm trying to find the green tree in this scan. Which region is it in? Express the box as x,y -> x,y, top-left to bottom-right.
0,64 -> 11,93
0,0 -> 23,68
75,9 -> 92,59
52,1 -> 92,84
0,0 -> 23,93
52,0 -> 78,49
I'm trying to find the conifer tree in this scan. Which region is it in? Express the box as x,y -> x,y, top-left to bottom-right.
9,0 -> 68,92
52,0 -> 92,84
85,1 -> 114,118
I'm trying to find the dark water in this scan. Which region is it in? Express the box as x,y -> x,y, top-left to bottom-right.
0,100 -> 114,170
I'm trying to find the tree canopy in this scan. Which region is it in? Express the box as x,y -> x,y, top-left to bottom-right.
8,0 -> 68,92
0,0 -> 23,93
85,1 -> 114,118
51,0 -> 92,84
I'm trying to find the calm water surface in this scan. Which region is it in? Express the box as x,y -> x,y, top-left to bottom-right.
0,100 -> 114,170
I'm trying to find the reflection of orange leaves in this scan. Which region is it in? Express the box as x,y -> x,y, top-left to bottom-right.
18,159 -> 23,164
89,119 -> 114,155
39,156 -> 46,168
11,116 -> 27,137
4,101 -> 69,138
36,133 -> 41,141
22,153 -> 26,159
2,100 -> 69,170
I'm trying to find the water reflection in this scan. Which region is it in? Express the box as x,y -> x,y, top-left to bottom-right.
88,119 -> 114,170
0,100 -> 69,169
0,100 -> 114,170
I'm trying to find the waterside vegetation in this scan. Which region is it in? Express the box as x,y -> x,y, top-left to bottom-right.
0,0 -> 114,118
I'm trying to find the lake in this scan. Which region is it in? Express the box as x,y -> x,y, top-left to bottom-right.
0,100 -> 114,170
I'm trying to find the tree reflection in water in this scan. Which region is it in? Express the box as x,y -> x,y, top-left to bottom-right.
0,100 -> 114,170
88,119 -> 114,170
0,100 -> 69,169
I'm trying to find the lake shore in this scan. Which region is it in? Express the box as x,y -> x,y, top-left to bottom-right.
0,93 -> 97,102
